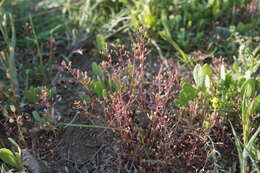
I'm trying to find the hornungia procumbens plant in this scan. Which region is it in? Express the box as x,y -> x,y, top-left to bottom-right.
62,37 -> 260,172
61,38 -> 217,172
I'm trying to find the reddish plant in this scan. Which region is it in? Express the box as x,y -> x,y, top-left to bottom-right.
62,37 -> 210,172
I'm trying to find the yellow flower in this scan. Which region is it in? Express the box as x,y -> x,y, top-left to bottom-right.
211,97 -> 219,109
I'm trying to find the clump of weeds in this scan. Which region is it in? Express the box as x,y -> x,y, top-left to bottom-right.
62,36 -> 213,172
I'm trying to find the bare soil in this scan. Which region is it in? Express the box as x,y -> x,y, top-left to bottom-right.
39,69 -> 120,173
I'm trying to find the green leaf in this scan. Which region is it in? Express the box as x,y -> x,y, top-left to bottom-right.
102,89 -> 107,98
212,0 -> 221,19
143,6 -> 155,28
32,111 -> 42,122
159,11 -> 190,65
241,79 -> 256,98
182,82 -> 197,98
254,95 -> 260,114
7,138 -> 21,157
222,73 -> 233,87
202,64 -> 213,77
220,64 -> 226,81
95,34 -> 107,52
193,64 -> 204,88
90,79 -> 104,98
176,81 -> 198,106
126,63 -> 133,75
243,126 -> 260,171
208,0 -> 215,7
205,75 -> 211,90
229,122 -> 243,167
47,87 -> 56,100
0,148 -> 20,169
159,30 -> 170,42
91,62 -> 104,81
108,78 -> 117,92
23,87 -> 41,103
245,126 -> 260,154
160,10 -> 172,41
130,10 -> 139,28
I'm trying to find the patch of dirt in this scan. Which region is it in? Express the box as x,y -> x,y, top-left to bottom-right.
44,117 -> 118,173
33,69 -> 121,173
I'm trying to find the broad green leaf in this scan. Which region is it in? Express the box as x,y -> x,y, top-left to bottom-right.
0,148 -> 20,169
202,64 -> 213,77
8,138 -> 21,159
96,34 -> 107,53
193,64 -> 204,88
212,0 -> 221,19
208,0 -> 215,7
241,79 -> 256,98
143,6 -> 155,28
8,138 -> 19,149
176,81 -> 198,106
220,64 -> 226,81
222,73 -> 233,87
205,75 -> 211,90
182,82 -> 198,99
130,10 -> 139,28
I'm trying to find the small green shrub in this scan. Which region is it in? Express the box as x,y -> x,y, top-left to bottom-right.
0,138 -> 24,171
